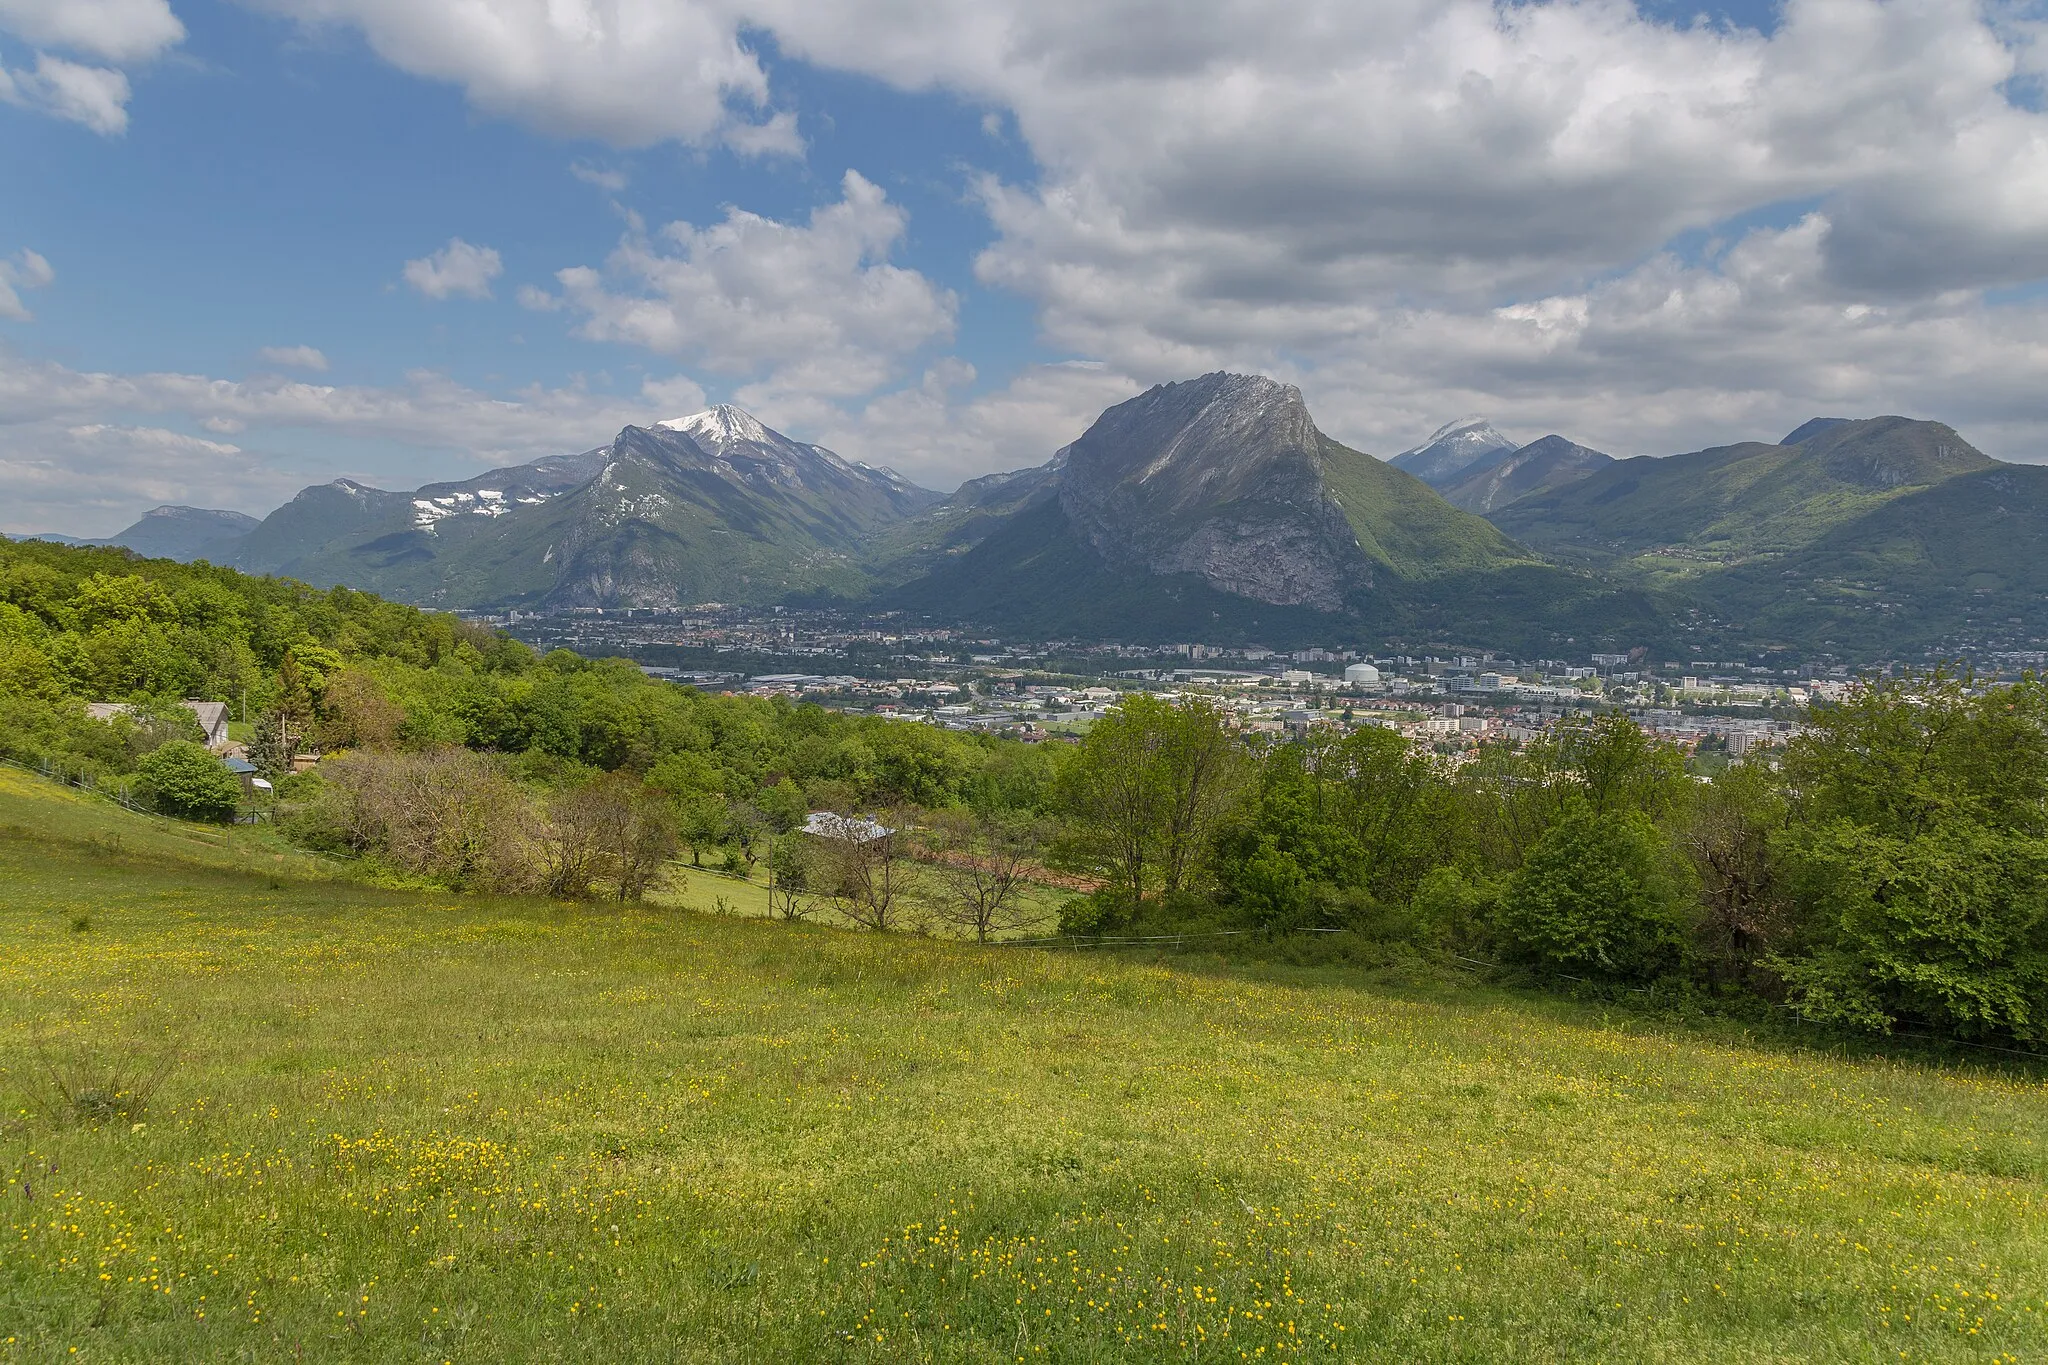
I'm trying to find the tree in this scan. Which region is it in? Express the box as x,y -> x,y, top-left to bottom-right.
249,653 -> 318,779
138,740 -> 242,823
311,749 -> 537,891
544,772 -> 678,902
1770,671 -> 2048,1041
316,668 -> 404,751
766,833 -> 816,922
757,777 -> 809,833
922,808 -> 1051,942
674,791 -> 728,868
1677,763 -> 1790,985
1496,801 -> 1689,983
1055,694 -> 1243,908
812,810 -> 917,931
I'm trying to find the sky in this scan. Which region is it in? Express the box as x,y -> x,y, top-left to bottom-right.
4,0 -> 2048,535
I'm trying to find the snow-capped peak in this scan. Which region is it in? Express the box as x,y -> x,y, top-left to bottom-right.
1417,416 -> 1508,449
658,404 -> 776,448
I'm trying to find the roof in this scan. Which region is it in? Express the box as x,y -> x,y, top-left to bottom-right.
223,756 -> 257,774
801,811 -> 894,843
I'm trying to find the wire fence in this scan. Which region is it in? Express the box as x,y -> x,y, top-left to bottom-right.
0,755 -> 269,826
1001,926 -> 1347,951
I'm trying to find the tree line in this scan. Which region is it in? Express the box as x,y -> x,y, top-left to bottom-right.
1053,681 -> 2048,1048
3,540 -> 2040,1046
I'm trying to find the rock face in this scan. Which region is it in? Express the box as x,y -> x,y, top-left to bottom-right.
1389,417 -> 1518,487
890,372 -> 1533,631
1056,374 -> 1372,610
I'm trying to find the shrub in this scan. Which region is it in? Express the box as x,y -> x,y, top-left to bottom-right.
1771,819 -> 2048,1042
136,740 -> 242,823
1495,803 -> 1689,983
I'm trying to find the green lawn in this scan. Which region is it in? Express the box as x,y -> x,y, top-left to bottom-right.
1,769 -> 2045,1362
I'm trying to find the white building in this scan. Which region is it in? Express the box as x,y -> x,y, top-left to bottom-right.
1342,662 -> 1382,687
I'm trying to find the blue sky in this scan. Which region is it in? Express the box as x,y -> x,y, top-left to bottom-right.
4,0 -> 2048,534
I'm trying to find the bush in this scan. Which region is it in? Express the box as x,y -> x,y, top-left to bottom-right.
137,740 -> 242,823
1408,866 -> 1502,951
1771,819 -> 2048,1042
1495,803 -> 1689,983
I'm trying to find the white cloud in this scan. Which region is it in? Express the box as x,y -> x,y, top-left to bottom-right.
243,0 -> 795,150
546,170 -> 955,399
402,237 -> 503,301
0,0 -> 180,135
0,351 -> 710,533
0,424 -> 295,537
1272,213 -> 2048,466
719,108 -> 802,159
0,51 -> 132,133
639,373 -> 708,416
256,344 -> 329,372
793,359 -> 1145,490
0,0 -> 183,64
569,161 -> 628,192
0,248 -> 54,321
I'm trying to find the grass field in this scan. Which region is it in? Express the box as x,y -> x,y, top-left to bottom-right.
2,767 -> 2046,1362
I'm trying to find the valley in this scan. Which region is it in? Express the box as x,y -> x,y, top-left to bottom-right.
27,376 -> 2048,666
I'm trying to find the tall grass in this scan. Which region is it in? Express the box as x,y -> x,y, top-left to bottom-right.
0,771 -> 2043,1362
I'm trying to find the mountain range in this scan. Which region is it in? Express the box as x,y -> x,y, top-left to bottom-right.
32,378 -> 2045,659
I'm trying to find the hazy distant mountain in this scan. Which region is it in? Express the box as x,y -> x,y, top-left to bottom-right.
866,452 -> 1066,583
1438,435 -> 1613,514
1488,416 -> 1997,564
233,446 -> 605,587
1388,417 -> 1518,487
92,505 -> 261,563
233,406 -> 938,609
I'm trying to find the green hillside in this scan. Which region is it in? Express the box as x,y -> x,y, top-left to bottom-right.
1701,463 -> 2048,653
1489,417 -> 1996,575
887,495 -> 1688,654
5,769 -> 2046,1361
1318,435 -> 1534,578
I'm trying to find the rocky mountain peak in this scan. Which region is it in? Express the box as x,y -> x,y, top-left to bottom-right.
1390,417 -> 1519,487
657,404 -> 776,449
1054,372 -> 1368,610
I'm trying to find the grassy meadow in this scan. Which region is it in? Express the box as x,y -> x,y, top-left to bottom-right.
2,767 -> 2046,1363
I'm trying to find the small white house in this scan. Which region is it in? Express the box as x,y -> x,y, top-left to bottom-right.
800,811 -> 895,844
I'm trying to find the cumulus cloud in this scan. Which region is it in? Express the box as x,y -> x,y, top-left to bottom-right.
0,351 -> 707,533
0,248 -> 54,321
243,0 -> 796,151
0,424 -> 296,537
0,0 -> 181,134
569,161 -> 628,192
19,0 -> 2048,496
403,237 -> 503,301
0,51 -> 132,133
256,344 -> 329,371
794,359 -> 1145,491
1276,213 -> 2048,465
543,170 -> 956,399
0,0 -> 183,64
